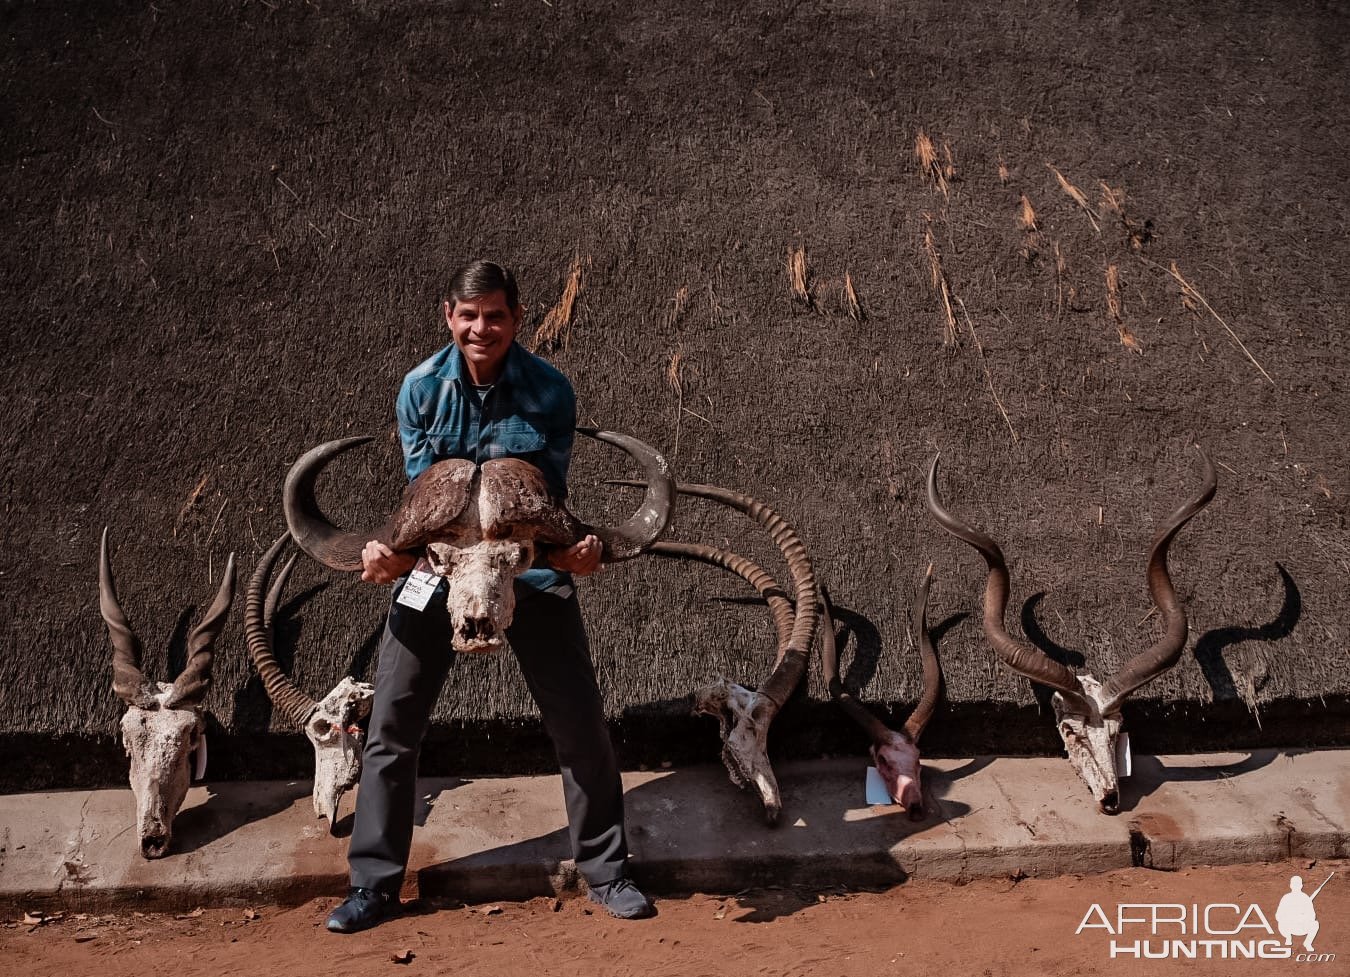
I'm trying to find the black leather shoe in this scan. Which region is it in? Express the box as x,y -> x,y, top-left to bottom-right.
326,886 -> 398,933
587,878 -> 655,919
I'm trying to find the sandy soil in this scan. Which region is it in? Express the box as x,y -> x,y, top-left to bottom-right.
5,860 -> 1346,977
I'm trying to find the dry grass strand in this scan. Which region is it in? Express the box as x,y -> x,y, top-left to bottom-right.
1047,164 -> 1101,233
1106,264 -> 1142,352
914,129 -> 949,196
1164,260 -> 1274,385
1018,194 -> 1038,232
531,253 -> 587,353
174,473 -> 210,536
922,217 -> 959,345
787,245 -> 812,306
843,271 -> 863,322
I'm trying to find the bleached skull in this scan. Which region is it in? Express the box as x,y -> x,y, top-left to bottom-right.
99,529 -> 235,858
1052,675 -> 1126,814
426,538 -> 535,652
305,676 -> 375,822
696,679 -> 783,823
120,684 -> 207,858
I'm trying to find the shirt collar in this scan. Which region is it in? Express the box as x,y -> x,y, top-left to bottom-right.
438,339 -> 527,390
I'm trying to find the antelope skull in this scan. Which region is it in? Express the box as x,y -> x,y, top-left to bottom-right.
927,448 -> 1217,813
629,482 -> 819,825
821,568 -> 943,819
245,532 -> 374,828
98,529 -> 236,858
283,428 -> 673,654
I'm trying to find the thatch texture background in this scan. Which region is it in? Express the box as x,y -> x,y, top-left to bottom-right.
2,0 -> 1347,787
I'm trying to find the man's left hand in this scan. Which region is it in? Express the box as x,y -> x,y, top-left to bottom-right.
548,534 -> 603,576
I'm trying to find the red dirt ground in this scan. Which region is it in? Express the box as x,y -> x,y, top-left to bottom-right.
5,860 -> 1347,977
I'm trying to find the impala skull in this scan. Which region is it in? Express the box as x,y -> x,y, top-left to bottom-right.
98,529 -> 235,858
282,428 -> 673,654
246,533 -> 375,828
927,448 -> 1217,813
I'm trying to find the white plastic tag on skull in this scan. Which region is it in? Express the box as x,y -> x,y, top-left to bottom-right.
193,734 -> 208,781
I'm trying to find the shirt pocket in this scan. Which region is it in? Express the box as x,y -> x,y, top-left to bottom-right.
495,418 -> 549,457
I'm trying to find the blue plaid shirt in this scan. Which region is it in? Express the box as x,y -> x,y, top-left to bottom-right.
397,340 -> 577,593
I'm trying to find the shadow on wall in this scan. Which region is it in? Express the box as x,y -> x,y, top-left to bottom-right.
1193,563 -> 1301,702
1011,563 -> 1302,713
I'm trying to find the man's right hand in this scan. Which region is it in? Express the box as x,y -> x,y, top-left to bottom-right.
361,541 -> 417,584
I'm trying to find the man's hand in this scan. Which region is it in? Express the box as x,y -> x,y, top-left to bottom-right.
547,534 -> 603,576
361,541 -> 417,584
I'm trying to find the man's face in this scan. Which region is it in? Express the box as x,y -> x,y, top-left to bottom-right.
444,290 -> 521,382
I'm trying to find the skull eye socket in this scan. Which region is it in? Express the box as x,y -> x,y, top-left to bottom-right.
426,545 -> 457,575
312,718 -> 333,737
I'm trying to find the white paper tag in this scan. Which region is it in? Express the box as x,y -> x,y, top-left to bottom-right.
193,734 -> 208,781
1115,731 -> 1132,779
396,569 -> 440,611
865,765 -> 896,805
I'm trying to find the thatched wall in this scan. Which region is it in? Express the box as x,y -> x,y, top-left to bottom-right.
3,0 -> 1348,788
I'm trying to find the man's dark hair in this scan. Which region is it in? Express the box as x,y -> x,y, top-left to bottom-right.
446,260 -> 519,310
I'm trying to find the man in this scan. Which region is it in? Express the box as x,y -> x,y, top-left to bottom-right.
327,260 -> 654,932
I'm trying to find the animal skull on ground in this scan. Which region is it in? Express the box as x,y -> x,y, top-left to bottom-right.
926,448 -> 1217,813
282,428 -> 673,653
821,567 -> 944,819
622,481 -> 819,825
244,532 -> 375,828
98,528 -> 236,858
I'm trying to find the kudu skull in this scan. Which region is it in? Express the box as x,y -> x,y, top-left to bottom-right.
926,448 -> 1217,813
620,481 -> 819,825
282,428 -> 673,653
98,529 -> 236,858
245,532 -> 374,829
821,569 -> 944,819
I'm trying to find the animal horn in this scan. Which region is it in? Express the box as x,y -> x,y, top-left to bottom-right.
648,541 -> 795,651
902,564 -> 943,742
245,533 -> 319,726
165,553 -> 235,709
926,454 -> 1089,701
575,428 -> 675,561
609,479 -> 818,700
98,528 -> 154,707
820,587 -> 895,743
282,437 -> 386,571
1099,447 -> 1217,713
672,483 -> 818,710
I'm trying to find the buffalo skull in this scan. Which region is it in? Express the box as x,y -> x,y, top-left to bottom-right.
282,428 -> 673,653
98,529 -> 236,858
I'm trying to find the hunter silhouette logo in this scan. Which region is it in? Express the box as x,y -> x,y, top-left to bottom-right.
1277,874 -> 1331,953
1075,871 -> 1336,962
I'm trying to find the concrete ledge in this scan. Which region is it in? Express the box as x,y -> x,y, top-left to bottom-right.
1,748 -> 1346,912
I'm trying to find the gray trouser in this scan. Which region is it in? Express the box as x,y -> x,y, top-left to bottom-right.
348,578 -> 628,895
